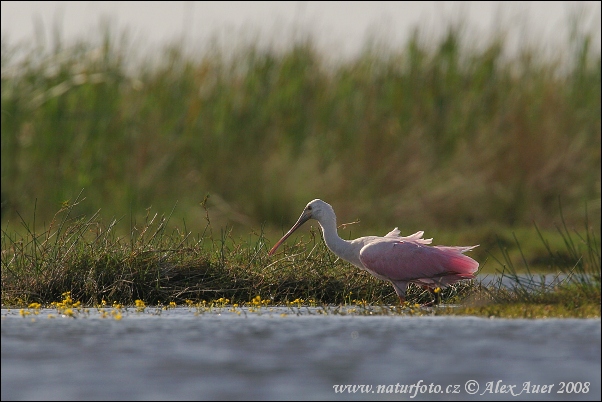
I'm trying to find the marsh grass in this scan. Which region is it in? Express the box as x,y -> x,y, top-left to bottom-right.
2,198 -> 599,319
1,22 -> 600,238
490,204 -> 599,299
0,195 -> 473,307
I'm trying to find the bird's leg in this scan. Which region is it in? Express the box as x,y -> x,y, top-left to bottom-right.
392,283 -> 409,307
419,285 -> 441,307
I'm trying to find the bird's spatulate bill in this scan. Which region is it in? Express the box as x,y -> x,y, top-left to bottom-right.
268,211 -> 311,256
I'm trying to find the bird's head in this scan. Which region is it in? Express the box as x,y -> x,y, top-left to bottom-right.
268,199 -> 333,256
304,199 -> 334,221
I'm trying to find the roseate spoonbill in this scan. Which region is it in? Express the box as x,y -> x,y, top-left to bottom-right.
268,199 -> 479,304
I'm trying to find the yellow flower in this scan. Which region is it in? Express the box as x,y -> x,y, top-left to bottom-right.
62,292 -> 73,305
434,287 -> 442,294
135,299 -> 146,312
289,298 -> 304,307
28,302 -> 42,309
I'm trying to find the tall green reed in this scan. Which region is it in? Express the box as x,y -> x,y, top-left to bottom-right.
1,22 -> 600,240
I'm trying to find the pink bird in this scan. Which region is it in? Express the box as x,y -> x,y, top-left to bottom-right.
268,199 -> 479,304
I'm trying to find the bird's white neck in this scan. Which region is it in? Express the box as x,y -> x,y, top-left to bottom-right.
316,215 -> 356,264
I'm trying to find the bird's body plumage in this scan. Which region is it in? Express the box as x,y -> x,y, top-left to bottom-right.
269,199 -> 479,302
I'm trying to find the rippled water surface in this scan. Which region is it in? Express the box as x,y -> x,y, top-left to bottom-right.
1,308 -> 600,400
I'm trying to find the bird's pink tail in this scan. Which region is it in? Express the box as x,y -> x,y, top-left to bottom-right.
434,245 -> 479,276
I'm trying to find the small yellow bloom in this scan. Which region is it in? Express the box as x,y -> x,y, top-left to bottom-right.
434,287 -> 442,294
28,302 -> 42,309
214,297 -> 229,305
62,292 -> 73,305
135,299 -> 146,312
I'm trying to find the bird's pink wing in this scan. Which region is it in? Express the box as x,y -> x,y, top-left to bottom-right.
359,240 -> 478,286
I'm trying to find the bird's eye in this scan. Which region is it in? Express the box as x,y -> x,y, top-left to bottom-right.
307,205 -> 312,210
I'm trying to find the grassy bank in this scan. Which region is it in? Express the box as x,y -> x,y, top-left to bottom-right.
2,198 -> 599,318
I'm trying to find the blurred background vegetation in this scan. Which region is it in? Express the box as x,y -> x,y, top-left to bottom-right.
1,21 -> 600,269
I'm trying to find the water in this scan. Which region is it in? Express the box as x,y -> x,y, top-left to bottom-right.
1,307 -> 600,400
